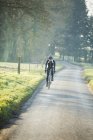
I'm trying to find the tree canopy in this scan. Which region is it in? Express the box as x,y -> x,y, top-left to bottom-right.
0,0 -> 92,63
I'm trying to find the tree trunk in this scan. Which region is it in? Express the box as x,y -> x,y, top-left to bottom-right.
91,50 -> 93,63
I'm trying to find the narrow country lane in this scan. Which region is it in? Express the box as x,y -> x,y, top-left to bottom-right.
1,62 -> 93,140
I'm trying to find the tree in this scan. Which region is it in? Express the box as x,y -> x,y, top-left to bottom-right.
86,17 -> 93,63
62,0 -> 88,62
0,0 -> 50,63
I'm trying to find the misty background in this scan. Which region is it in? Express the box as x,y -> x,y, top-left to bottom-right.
0,0 -> 93,64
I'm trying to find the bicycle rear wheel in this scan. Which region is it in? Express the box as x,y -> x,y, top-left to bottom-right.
48,75 -> 51,89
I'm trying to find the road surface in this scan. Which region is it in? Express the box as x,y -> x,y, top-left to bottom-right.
1,62 -> 93,140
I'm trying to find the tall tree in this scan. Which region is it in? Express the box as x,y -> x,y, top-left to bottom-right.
65,0 -> 88,62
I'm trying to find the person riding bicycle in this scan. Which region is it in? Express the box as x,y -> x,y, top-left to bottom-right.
45,55 -> 56,86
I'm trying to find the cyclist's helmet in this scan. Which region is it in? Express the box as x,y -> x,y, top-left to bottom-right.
48,55 -> 53,60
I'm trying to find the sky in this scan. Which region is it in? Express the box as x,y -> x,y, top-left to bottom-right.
85,0 -> 93,16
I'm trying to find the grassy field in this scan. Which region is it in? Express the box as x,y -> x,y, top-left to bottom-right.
0,71 -> 44,127
0,62 -> 62,127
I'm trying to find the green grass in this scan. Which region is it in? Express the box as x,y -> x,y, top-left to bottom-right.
83,68 -> 93,91
0,71 -> 44,126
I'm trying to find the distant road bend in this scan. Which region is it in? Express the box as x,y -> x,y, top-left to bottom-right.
1,62 -> 93,140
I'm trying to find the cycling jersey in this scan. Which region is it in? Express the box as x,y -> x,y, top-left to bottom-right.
45,59 -> 55,70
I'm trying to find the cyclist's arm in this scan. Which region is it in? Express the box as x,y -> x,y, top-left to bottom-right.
45,60 -> 48,72
53,60 -> 56,71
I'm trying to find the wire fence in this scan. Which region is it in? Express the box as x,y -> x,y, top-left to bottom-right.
0,62 -> 44,72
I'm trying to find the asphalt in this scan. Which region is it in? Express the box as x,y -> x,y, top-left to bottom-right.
0,62 -> 93,140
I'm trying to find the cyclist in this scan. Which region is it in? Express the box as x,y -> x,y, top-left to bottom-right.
45,55 -> 56,86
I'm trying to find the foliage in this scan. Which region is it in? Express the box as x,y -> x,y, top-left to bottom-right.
0,70 -> 44,126
52,0 -> 93,63
66,0 -> 88,61
0,0 -> 50,63
50,0 -> 74,57
0,0 -> 78,63
85,17 -> 93,63
1,0 -> 92,63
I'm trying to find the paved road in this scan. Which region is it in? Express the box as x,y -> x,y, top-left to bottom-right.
1,63 -> 93,140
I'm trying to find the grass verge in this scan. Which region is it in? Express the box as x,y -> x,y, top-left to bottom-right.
83,67 -> 93,92
0,70 -> 44,127
69,61 -> 93,92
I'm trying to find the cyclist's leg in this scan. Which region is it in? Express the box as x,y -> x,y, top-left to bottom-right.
46,69 -> 49,86
51,68 -> 54,81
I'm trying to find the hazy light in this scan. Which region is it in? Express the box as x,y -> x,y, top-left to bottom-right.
86,0 -> 93,16
48,44 -> 51,47
80,34 -> 84,38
